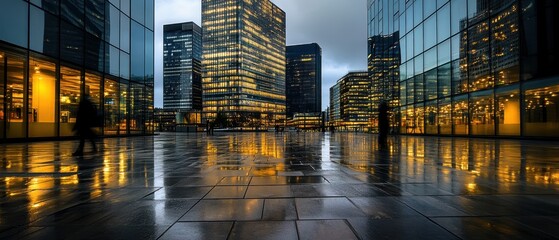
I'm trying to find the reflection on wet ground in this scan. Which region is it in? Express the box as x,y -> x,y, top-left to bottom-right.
0,132 -> 558,239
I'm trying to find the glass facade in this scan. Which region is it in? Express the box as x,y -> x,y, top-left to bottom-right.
286,43 -> 322,119
202,0 -> 286,127
368,32 -> 401,132
368,0 -> 559,137
0,0 -> 154,141
163,22 -> 202,112
329,72 -> 370,131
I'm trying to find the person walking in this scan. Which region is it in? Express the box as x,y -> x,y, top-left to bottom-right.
72,94 -> 98,156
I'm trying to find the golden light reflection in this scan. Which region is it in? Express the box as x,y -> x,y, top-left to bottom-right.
466,183 -> 477,193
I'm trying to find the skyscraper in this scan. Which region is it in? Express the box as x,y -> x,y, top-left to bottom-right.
286,43 -> 322,119
0,0 -> 154,141
202,0 -> 286,127
163,22 -> 202,113
367,0 -> 559,138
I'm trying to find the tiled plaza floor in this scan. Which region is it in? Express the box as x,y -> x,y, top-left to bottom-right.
0,132 -> 558,239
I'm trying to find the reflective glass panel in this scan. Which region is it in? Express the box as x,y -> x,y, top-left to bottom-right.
414,74 -> 424,102
145,29 -> 154,85
425,68 -> 437,100
0,0 -> 28,48
452,95 -> 468,134
437,3 -> 450,43
131,0 -> 145,25
424,15 -> 436,50
120,51 -> 130,79
106,44 -> 119,77
121,0 -> 130,16
451,0 -> 467,35
30,0 -> 59,15
491,2 -> 519,86
470,91 -> 494,135
438,63 -> 451,97
5,51 -> 26,138
424,47 -> 437,72
59,67 -> 81,137
145,86 -> 154,133
86,0 -> 105,39
85,33 -> 104,72
424,0 -> 436,18
61,0 -> 84,28
496,88 -> 520,136
120,13 -> 130,52
414,0 -> 423,27
407,78 -> 415,105
414,24 -> 423,56
451,34 -> 460,60
438,97 -> 452,134
119,81 -> 128,134
105,4 -> 120,47
523,84 -> 559,137
400,63 -> 407,81
414,54 -> 423,76
451,59 -> 467,94
145,0 -> 154,30
30,6 -> 59,57
400,35 -> 407,61
468,20 -> 492,91
414,104 -> 425,134
131,21 -> 145,82
104,77 -> 119,135
60,21 -> 84,65
129,82 -> 143,133
406,6 -> 413,34
400,79 -> 407,105
438,39 -> 450,66
28,56 -> 56,138
425,101 -> 437,134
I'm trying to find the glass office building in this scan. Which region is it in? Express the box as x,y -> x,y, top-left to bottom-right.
163,22 -> 202,112
368,33 -> 401,132
202,0 -> 286,127
368,0 -> 559,137
0,0 -> 154,141
329,72 -> 370,131
286,43 -> 322,119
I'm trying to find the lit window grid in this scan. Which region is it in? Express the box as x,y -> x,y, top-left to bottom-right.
201,0 -> 286,125
367,0 -> 535,136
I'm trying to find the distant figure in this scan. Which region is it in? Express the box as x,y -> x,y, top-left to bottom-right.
378,101 -> 389,149
73,94 -> 98,156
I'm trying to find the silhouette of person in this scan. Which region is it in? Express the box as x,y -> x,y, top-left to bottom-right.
378,101 -> 389,149
72,94 -> 98,156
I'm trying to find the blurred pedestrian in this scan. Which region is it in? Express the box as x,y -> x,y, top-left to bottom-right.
72,94 -> 98,156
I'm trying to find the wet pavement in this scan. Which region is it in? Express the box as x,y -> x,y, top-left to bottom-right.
0,132 -> 558,239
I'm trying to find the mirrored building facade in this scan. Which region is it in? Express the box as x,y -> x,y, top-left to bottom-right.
163,22 -> 202,112
202,0 -> 286,127
368,0 -> 559,137
0,0 -> 155,141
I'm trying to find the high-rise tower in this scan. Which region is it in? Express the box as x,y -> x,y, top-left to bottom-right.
201,0 -> 286,127
286,43 -> 322,119
163,22 -> 202,112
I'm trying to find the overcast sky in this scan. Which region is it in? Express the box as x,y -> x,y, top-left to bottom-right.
154,0 -> 367,111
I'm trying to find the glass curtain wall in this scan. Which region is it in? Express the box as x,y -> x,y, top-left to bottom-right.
369,0 -> 559,138
0,0 -> 154,141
